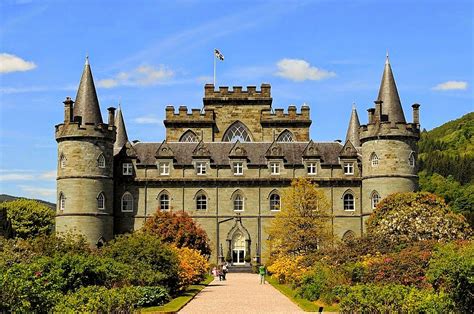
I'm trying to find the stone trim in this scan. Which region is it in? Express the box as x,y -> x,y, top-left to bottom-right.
56,212 -> 113,217
362,174 -> 418,179
57,175 -> 114,180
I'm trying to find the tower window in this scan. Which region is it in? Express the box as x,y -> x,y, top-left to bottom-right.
343,163 -> 354,175
233,162 -> 243,175
370,153 -> 379,167
371,191 -> 380,209
343,193 -> 355,211
97,193 -> 105,210
270,193 -> 281,211
59,193 -> 65,211
233,194 -> 244,211
180,130 -> 198,142
196,162 -> 207,175
121,192 -> 133,212
196,194 -> 207,211
98,154 -> 106,168
409,152 -> 416,167
276,130 -> 294,142
222,121 -> 252,142
270,162 -> 280,175
160,162 -> 170,175
123,163 -> 133,175
159,193 -> 170,211
307,162 -> 317,175
60,155 -> 66,168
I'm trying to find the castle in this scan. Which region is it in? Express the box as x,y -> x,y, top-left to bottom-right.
55,56 -> 420,264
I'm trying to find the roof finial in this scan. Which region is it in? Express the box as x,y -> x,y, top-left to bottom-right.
385,51 -> 390,64
352,102 -> 356,110
85,54 -> 89,66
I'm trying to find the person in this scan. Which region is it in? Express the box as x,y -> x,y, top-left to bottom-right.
258,265 -> 266,284
222,262 -> 228,280
218,265 -> 224,281
212,266 -> 217,277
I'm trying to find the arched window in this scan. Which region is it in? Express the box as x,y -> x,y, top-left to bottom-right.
370,152 -> 379,167
269,193 -> 281,211
196,193 -> 207,211
222,121 -> 252,142
60,154 -> 66,168
121,192 -> 133,212
59,192 -> 65,211
98,154 -> 106,168
159,193 -> 170,211
371,191 -> 380,209
276,130 -> 294,142
233,194 -> 244,211
97,192 -> 105,210
180,130 -> 198,142
408,152 -> 416,167
343,192 -> 355,211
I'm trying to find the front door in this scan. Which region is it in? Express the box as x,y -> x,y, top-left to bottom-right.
232,232 -> 246,265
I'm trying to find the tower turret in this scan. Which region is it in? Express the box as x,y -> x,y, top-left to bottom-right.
114,105 -> 129,155
359,56 -> 420,231
55,57 -> 116,246
345,105 -> 361,147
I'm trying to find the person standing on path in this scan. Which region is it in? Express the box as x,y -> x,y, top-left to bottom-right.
258,265 -> 266,284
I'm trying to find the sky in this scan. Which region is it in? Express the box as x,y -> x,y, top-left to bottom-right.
0,0 -> 473,202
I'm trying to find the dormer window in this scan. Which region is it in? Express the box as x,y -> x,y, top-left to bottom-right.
233,162 -> 243,175
370,153 -> 379,167
160,162 -> 170,175
343,163 -> 354,175
123,163 -> 133,175
98,154 -> 106,168
307,162 -> 317,175
196,162 -> 207,175
270,162 -> 280,175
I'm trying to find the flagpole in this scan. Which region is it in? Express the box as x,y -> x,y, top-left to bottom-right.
213,51 -> 216,86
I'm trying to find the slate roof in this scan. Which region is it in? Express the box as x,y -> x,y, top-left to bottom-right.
131,142 -> 345,166
73,57 -> 103,125
377,55 -> 406,123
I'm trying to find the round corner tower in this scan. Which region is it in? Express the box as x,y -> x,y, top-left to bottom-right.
360,56 -> 421,230
55,58 -> 116,246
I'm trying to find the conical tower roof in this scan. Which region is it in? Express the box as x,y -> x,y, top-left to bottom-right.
114,105 -> 129,153
345,105 -> 360,147
73,57 -> 103,125
377,55 -> 406,123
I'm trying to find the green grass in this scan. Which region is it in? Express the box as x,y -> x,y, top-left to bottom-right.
266,276 -> 339,312
139,275 -> 214,313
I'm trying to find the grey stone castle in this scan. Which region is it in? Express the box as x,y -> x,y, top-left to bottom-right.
55,56 -> 421,263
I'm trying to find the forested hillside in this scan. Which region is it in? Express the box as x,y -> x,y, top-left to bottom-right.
418,112 -> 474,225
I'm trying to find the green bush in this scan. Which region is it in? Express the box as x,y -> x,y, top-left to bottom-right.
134,286 -> 170,307
297,263 -> 347,303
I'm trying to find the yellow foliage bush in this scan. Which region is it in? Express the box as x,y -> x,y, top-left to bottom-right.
267,255 -> 308,285
173,246 -> 209,289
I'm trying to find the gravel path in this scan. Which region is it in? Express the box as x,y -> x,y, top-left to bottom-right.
179,273 -> 304,314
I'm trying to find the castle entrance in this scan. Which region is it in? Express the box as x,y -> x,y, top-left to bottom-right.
232,232 -> 246,265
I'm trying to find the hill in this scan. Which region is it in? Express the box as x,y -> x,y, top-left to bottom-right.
0,194 -> 56,210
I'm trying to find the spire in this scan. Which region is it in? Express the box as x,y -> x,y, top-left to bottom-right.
73,57 -> 103,125
376,55 -> 406,123
345,105 -> 361,147
114,106 -> 129,153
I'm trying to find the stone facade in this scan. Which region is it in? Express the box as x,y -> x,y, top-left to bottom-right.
55,56 -> 421,264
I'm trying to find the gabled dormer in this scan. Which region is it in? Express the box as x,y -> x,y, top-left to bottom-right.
339,140 -> 359,176
192,141 -> 211,176
155,141 -> 175,176
265,141 -> 284,176
303,140 -> 321,176
228,141 -> 248,176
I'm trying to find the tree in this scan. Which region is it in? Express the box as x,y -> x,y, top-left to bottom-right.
142,210 -> 211,257
0,199 -> 55,239
267,178 -> 332,258
366,192 -> 472,243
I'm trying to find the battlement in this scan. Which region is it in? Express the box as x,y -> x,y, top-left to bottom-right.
164,106 -> 215,126
260,105 -> 311,125
204,84 -> 271,99
55,122 -> 115,141
360,121 -> 420,142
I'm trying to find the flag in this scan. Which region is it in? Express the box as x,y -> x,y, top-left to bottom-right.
214,49 -> 224,61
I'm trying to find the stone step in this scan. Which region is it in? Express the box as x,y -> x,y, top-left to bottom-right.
228,265 -> 253,273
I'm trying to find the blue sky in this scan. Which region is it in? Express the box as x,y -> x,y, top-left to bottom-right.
0,0 -> 472,202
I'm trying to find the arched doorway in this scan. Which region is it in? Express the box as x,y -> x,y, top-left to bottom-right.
232,231 -> 246,265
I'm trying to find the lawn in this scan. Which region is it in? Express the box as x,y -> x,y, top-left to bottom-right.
140,275 -> 214,313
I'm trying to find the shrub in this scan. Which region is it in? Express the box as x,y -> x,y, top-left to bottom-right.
298,263 -> 348,303
267,254 -> 308,285
174,246 -> 209,289
134,286 -> 170,308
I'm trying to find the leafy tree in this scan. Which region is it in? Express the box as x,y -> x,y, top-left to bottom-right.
1,199 -> 55,239
142,210 -> 211,256
173,246 -> 209,288
267,178 -> 332,258
366,192 -> 472,243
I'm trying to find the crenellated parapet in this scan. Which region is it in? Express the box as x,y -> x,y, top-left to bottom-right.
55,121 -> 115,142
203,84 -> 272,106
164,106 -> 215,126
260,105 -> 311,126
359,121 -> 420,143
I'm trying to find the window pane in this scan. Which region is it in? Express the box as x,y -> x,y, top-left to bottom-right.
276,130 -> 294,142
222,122 -> 252,142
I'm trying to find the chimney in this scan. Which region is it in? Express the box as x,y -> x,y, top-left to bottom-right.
412,103 -> 420,125
107,107 -> 116,127
367,108 -> 375,124
63,97 -> 74,123
374,100 -> 383,122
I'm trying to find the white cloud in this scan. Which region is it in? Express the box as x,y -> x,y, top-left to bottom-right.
275,58 -> 336,82
0,173 -> 35,181
40,170 -> 56,180
133,115 -> 162,124
196,76 -> 213,83
0,53 -> 37,73
0,170 -> 56,181
98,65 -> 174,88
19,185 -> 56,197
432,81 -> 468,91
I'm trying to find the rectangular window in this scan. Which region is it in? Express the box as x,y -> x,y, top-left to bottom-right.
196,162 -> 207,175
307,162 -> 317,175
123,163 -> 133,175
233,162 -> 243,175
343,163 -> 354,175
270,162 -> 280,175
160,162 -> 170,175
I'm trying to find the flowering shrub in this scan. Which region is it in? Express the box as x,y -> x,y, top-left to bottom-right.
267,255 -> 308,285
297,263 -> 348,303
367,192 -> 472,243
173,246 -> 209,289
